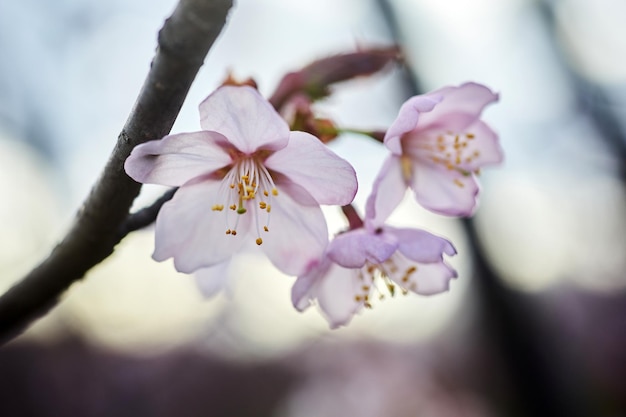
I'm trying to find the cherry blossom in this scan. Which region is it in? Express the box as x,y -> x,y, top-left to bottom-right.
370,82 -> 502,220
292,223 -> 457,328
125,85 -> 357,276
292,196 -> 457,327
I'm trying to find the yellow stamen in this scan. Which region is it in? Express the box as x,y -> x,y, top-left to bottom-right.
211,204 -> 224,211
401,155 -> 412,181
271,188 -> 279,196
263,226 -> 269,232
256,238 -> 263,245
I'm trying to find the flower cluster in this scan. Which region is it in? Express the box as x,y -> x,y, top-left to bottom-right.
124,73 -> 502,327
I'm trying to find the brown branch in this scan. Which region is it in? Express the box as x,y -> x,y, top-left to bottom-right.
268,47 -> 401,110
0,0 -> 233,344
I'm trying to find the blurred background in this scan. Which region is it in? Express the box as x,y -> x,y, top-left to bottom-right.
1,0 -> 625,416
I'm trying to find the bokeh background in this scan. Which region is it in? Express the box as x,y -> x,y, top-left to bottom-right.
1,0 -> 625,416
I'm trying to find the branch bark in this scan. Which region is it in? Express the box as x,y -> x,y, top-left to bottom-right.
0,0 -> 233,344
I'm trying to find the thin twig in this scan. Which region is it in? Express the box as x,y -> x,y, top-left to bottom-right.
0,0 -> 233,344
116,188 -> 179,240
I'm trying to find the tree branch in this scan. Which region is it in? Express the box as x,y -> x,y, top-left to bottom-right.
0,0 -> 233,344
116,188 -> 178,240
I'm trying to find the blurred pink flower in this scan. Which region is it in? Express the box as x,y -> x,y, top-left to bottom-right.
292,214 -> 456,328
370,82 -> 502,220
125,85 -> 357,276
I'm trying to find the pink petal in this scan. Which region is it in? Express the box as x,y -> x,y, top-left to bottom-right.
386,253 -> 457,296
199,86 -> 289,154
297,259 -> 362,328
194,259 -> 232,298
153,179 -> 252,273
364,155 -> 407,227
411,161 -> 480,216
124,131 -> 232,186
460,119 -> 503,170
417,82 -> 499,131
264,131 -> 358,205
259,179 -> 329,276
384,95 -> 442,155
327,228 -> 397,269
384,226 -> 456,263
291,258 -> 325,312
409,262 -> 457,295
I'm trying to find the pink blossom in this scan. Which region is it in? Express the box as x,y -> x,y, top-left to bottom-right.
369,82 -> 502,221
124,85 -> 357,276
292,219 -> 457,328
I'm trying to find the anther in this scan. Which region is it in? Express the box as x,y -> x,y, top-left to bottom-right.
225,229 -> 231,235
263,226 -> 269,232
231,230 -> 237,236
256,238 -> 263,245
211,204 -> 224,211
271,188 -> 279,196
454,179 -> 465,188
229,204 -> 237,210
466,133 -> 475,139
259,202 -> 267,209
263,190 -> 269,197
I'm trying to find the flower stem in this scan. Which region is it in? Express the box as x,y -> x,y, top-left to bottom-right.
341,204 -> 364,230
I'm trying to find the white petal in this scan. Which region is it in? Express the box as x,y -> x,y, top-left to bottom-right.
364,155 -> 407,227
384,94 -> 441,155
259,179 -> 329,276
194,259 -> 232,298
411,162 -> 480,216
314,261 -> 363,328
124,131 -> 232,186
328,228 -> 397,268
264,131 -> 358,205
153,179 -> 252,273
417,82 -> 499,130
199,86 -> 289,154
385,226 -> 456,263
387,254 -> 457,296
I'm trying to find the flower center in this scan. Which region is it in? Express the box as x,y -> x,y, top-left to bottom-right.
410,131 -> 481,188
353,255 -> 419,309
211,156 -> 278,245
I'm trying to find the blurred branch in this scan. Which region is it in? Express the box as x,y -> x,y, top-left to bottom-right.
116,188 -> 178,240
538,0 -> 626,183
269,47 -> 401,110
377,1 -> 590,416
0,0 -> 233,344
